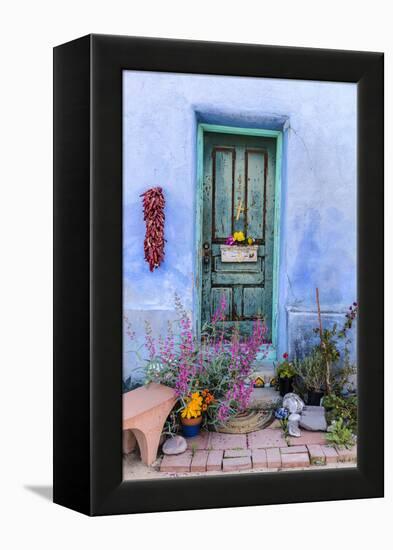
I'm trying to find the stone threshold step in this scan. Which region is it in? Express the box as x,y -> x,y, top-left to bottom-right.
248,387 -> 280,408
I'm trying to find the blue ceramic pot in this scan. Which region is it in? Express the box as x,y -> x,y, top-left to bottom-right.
181,416 -> 202,438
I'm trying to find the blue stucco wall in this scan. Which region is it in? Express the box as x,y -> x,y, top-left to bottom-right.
123,71 -> 357,381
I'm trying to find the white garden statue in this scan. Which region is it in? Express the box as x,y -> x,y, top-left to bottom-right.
283,393 -> 305,437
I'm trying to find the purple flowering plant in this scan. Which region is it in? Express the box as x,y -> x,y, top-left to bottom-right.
143,293 -> 270,430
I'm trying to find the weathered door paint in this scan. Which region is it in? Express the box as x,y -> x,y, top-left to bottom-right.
201,132 -> 276,340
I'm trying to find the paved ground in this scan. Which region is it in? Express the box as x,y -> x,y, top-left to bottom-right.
123,427 -> 357,480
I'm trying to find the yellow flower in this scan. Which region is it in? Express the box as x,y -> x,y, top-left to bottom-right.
181,391 -> 203,419
233,231 -> 245,242
247,237 -> 254,245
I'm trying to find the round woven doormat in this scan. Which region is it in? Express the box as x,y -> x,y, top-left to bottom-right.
217,409 -> 273,434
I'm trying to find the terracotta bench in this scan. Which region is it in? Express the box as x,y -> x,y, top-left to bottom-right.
123,383 -> 177,466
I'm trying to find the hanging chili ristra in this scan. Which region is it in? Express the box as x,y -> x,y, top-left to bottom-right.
140,187 -> 165,272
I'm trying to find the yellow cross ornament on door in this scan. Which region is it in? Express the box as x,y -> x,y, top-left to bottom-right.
235,199 -> 247,221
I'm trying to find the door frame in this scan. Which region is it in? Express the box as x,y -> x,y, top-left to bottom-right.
194,123 -> 283,360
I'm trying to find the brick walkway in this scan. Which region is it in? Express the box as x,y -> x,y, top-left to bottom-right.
160,429 -> 357,473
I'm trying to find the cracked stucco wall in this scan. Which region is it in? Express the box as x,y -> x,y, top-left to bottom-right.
123,71 -> 357,380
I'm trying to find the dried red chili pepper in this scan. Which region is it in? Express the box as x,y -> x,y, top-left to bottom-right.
140,187 -> 165,272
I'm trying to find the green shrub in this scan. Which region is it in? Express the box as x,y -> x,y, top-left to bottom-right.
326,418 -> 355,449
323,393 -> 357,433
293,349 -> 326,392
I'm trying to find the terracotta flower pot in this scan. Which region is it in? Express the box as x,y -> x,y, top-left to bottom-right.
181,415 -> 202,438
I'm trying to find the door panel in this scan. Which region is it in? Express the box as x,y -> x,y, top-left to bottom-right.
201,132 -> 276,340
214,256 -> 263,273
243,287 -> 264,318
211,272 -> 264,286
212,148 -> 234,239
246,149 -> 266,241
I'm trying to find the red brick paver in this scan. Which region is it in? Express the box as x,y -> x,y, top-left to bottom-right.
281,452 -> 310,468
210,432 -> 247,450
224,449 -> 251,458
159,430 -> 356,473
223,456 -> 252,472
252,449 -> 267,468
307,445 -> 326,465
280,445 -> 308,454
336,446 -> 357,462
248,428 -> 287,449
160,451 -> 193,473
266,447 -> 281,468
206,450 -> 223,472
321,445 -> 339,463
186,431 -> 211,450
288,431 -> 327,446
190,450 -> 209,472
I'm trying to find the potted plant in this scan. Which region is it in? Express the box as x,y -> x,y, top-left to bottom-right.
294,349 -> 326,405
180,391 -> 203,437
276,353 -> 296,396
180,389 -> 215,437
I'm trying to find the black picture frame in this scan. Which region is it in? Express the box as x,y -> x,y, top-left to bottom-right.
53,34 -> 384,516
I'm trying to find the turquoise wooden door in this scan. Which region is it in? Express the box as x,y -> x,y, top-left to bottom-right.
201,132 -> 276,340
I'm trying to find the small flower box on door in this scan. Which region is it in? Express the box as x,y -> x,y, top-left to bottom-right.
220,245 -> 258,263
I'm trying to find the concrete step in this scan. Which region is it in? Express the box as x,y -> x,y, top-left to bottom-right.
248,387 -> 281,410
252,364 -> 275,376
250,360 -> 276,388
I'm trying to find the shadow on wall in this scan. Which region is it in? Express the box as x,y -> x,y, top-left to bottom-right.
195,107 -> 289,131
